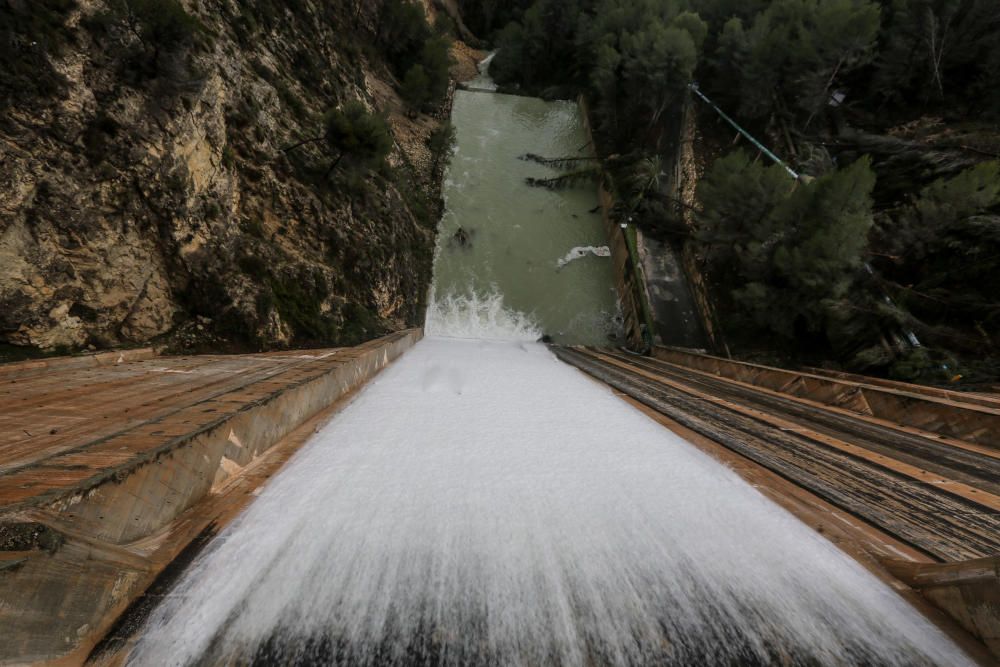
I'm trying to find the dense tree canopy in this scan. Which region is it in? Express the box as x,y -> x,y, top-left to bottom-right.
711,0 -> 881,123
697,151 -> 876,341
484,0 -> 1000,380
492,0 -> 708,147
456,0 -> 535,38
490,0 -> 999,127
872,0 -> 1000,115
379,0 -> 454,111
491,0 -> 587,90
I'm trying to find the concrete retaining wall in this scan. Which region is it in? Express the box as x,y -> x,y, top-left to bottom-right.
653,345 -> 1000,452
0,330 -> 421,665
577,96 -> 652,352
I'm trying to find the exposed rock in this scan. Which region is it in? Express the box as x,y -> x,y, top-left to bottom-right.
0,0 -> 462,355
450,39 -> 488,82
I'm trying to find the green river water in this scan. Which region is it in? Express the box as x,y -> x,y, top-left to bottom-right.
427,87 -> 621,345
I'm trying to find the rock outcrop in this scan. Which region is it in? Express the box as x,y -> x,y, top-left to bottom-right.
0,0 -> 453,354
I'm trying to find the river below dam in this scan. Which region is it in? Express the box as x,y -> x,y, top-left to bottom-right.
126,81 -> 973,666
428,78 -> 619,345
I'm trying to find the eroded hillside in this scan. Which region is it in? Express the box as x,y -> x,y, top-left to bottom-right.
0,0 -> 467,355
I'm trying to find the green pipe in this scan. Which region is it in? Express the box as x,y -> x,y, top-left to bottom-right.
688,83 -> 800,180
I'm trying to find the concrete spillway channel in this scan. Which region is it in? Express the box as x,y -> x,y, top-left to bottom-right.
1,332 -> 997,664
554,345 -> 1000,661
0,330 -> 420,664
6,57 -> 996,665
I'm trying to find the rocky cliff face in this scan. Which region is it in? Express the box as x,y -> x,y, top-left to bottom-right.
0,0 -> 457,355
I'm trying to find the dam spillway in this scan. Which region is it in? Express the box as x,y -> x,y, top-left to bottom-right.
0,79 -> 992,666
128,334 -> 971,666
124,87 -> 976,665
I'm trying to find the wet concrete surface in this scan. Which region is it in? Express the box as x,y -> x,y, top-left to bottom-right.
636,232 -> 705,348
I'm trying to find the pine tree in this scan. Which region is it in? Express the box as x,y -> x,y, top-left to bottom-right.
872,0 -> 1000,115
323,102 -> 393,174
697,150 -> 877,340
696,150 -> 795,269
401,65 -> 431,111
618,24 -> 698,130
882,162 -> 1000,340
419,36 -> 453,105
759,156 -> 877,337
710,0 -> 880,123
378,0 -> 431,72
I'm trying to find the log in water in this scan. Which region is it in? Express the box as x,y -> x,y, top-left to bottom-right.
428,88 -> 620,346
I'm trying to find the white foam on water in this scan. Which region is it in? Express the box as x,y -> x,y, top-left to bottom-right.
556,245 -> 611,269
466,51 -> 498,92
129,314 -> 973,666
425,290 -> 541,341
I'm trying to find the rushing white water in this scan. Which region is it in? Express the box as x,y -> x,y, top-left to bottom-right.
128,55 -> 972,667
466,51 -> 498,91
425,290 -> 541,341
129,318 -> 972,666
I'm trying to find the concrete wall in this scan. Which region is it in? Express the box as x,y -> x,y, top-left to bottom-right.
576,96 -> 651,352
0,330 -> 421,665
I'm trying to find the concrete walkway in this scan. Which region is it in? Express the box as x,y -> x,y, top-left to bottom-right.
0,330 -> 420,665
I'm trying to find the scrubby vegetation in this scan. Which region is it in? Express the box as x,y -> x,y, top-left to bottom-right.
427,121 -> 457,171
1,0 -> 451,357
283,101 -> 393,177
379,0 -> 453,112
85,0 -> 207,81
489,0 -> 1000,384
0,0 -> 79,109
